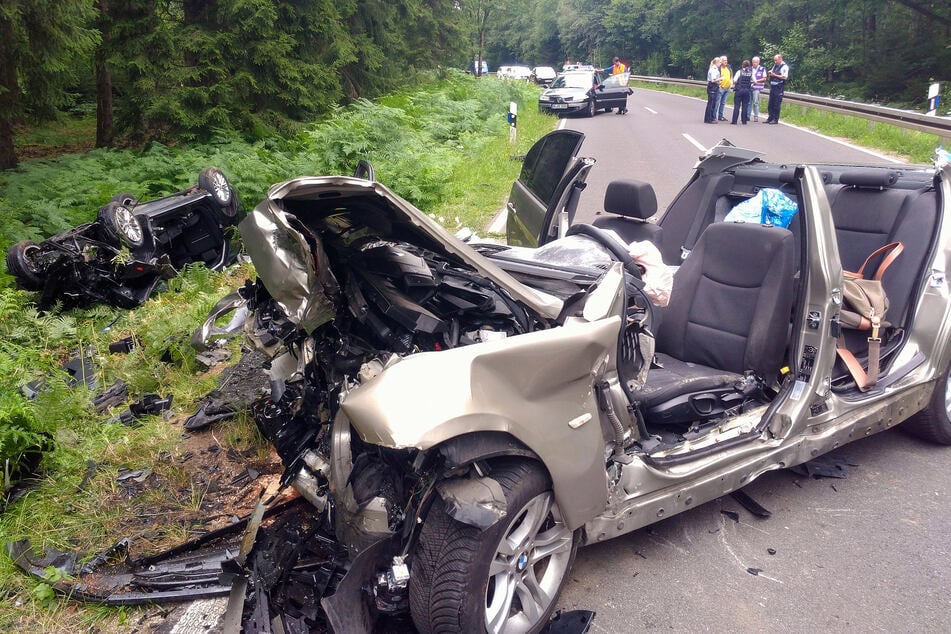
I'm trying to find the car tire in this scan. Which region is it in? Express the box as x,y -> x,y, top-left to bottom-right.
110,192 -> 139,207
198,167 -> 237,217
353,160 -> 375,182
410,459 -> 578,634
904,366 -> 951,445
586,99 -> 596,118
98,202 -> 145,248
6,240 -> 46,290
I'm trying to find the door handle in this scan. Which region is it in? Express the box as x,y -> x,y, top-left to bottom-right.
507,202 -> 517,215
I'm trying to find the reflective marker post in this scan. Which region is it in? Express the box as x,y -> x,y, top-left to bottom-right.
926,82 -> 940,117
508,102 -> 517,154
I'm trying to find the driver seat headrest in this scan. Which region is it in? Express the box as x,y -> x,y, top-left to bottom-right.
604,179 -> 658,220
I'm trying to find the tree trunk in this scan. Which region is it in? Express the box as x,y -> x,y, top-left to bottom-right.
0,13 -> 19,169
95,0 -> 114,148
95,47 -> 114,148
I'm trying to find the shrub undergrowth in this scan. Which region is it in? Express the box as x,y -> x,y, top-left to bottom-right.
0,72 -> 555,629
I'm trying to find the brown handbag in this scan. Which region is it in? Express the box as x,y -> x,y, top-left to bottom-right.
836,242 -> 904,390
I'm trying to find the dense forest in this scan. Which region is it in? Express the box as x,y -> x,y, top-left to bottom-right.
2,0 -> 949,170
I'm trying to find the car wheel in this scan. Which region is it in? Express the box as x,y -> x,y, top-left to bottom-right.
353,160 -> 375,182
198,167 -> 237,217
98,202 -> 145,248
904,366 -> 951,445
410,459 -> 578,634
586,99 -> 596,118
6,240 -> 46,290
110,192 -> 139,207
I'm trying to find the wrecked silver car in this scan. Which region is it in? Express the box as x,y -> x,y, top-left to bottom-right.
5,167 -> 241,309
228,138 -> 951,633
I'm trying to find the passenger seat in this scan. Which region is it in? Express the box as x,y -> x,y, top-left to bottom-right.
637,222 -> 796,426
592,180 -> 663,246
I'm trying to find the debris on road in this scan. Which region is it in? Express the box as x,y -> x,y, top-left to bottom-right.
730,489 -> 773,518
790,454 -> 857,479
720,509 -> 740,523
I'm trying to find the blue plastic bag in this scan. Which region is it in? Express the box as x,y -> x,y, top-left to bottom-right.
724,188 -> 798,228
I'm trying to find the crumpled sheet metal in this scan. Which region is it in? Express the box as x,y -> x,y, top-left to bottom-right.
190,290 -> 249,351
239,204 -> 336,334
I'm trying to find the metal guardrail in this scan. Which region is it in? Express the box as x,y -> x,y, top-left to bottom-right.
631,75 -> 951,139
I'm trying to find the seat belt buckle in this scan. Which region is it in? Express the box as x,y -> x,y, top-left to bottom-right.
868,314 -> 881,343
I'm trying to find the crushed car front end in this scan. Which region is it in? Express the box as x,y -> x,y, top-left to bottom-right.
235,175 -> 635,631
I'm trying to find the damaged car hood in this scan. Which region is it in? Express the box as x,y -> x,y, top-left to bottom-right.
241,176 -> 564,325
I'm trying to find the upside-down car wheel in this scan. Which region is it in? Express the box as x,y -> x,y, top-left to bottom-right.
98,202 -> 145,248
198,167 -> 237,217
410,459 -> 578,634
6,240 -> 46,290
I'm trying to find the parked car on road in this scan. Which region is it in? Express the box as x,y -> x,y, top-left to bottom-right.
531,66 -> 557,86
538,70 -> 632,117
498,64 -> 532,81
202,131 -> 951,633
6,168 -> 242,309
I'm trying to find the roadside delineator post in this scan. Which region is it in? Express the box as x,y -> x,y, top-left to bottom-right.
926,82 -> 940,117
508,102 -> 517,156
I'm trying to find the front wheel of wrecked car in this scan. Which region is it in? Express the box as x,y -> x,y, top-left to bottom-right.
6,240 -> 46,290
904,366 -> 951,445
98,202 -> 145,248
198,167 -> 237,217
410,460 -> 578,634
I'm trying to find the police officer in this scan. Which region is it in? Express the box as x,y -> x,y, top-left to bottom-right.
765,54 -> 790,124
705,58 -> 721,123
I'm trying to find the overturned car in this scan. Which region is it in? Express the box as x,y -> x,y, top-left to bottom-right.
6,167 -> 241,309
221,137 -> 951,633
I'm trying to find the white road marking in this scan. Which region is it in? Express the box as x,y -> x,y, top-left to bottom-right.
682,133 -> 707,153
644,107 -> 658,114
558,118 -> 567,130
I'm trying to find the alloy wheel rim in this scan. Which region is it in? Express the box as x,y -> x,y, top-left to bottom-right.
211,171 -> 231,204
484,492 -> 573,634
114,206 -> 143,244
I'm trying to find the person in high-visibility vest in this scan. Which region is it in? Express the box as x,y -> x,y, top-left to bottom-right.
605,57 -> 626,75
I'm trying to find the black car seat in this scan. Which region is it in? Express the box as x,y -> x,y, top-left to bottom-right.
592,180 -> 663,245
636,222 -> 796,427
825,168 -> 939,385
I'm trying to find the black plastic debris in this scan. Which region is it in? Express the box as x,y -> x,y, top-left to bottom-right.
720,509 -> 740,523
22,353 -> 97,399
541,610 -> 597,634
767,548 -> 777,555
183,402 -> 237,431
730,490 -> 772,518
790,454 -> 857,479
183,350 -> 270,432
108,394 -> 173,426
230,468 -> 260,488
93,379 -> 129,413
746,567 -> 763,576
108,336 -> 138,354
